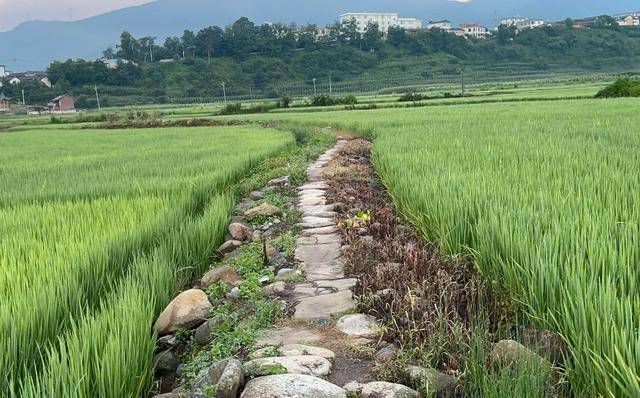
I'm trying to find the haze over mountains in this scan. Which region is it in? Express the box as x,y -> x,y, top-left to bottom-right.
1,0 -> 637,70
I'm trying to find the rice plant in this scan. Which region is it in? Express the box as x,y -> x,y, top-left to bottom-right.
0,125 -> 293,397
271,98 -> 640,396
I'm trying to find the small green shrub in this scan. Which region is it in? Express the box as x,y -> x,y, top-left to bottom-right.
596,77 -> 640,98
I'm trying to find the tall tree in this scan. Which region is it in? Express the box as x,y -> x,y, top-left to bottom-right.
182,30 -> 197,58
339,19 -> 360,44
362,22 -> 383,51
163,37 -> 183,59
387,26 -> 407,47
225,17 -> 258,55
116,31 -> 142,62
196,26 -> 224,62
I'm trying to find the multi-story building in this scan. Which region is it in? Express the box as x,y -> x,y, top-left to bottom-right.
500,17 -> 527,27
427,20 -> 452,31
501,17 -> 546,30
517,19 -> 546,29
617,14 -> 640,26
0,65 -> 6,78
461,23 -> 488,39
339,12 -> 422,33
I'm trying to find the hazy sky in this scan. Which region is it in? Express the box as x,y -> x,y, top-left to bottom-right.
0,0 -> 153,31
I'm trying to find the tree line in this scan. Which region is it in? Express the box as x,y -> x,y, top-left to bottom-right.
3,16 -> 639,107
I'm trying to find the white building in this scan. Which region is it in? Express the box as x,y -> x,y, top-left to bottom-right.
501,17 -> 546,30
339,12 -> 422,33
427,20 -> 452,31
617,15 -> 640,26
0,65 -> 6,78
500,17 -> 527,27
515,19 -> 546,30
461,23 -> 488,39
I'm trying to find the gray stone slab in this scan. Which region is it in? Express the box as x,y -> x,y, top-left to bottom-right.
299,204 -> 336,214
300,226 -> 339,236
298,189 -> 326,197
294,291 -> 356,320
297,234 -> 342,246
292,279 -> 357,299
299,182 -> 328,190
295,243 -> 341,264
299,197 -> 326,206
304,261 -> 346,281
256,326 -> 324,346
298,216 -> 334,229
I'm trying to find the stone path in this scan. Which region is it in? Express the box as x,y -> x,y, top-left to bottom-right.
245,140 -> 427,397
292,140 -> 357,321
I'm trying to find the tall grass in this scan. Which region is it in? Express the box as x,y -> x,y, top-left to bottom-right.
0,125 -> 293,396
268,98 -> 640,396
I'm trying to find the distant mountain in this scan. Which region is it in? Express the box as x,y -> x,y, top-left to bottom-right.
1,0 -> 637,71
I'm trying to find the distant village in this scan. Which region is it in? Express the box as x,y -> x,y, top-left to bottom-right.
1,10 -> 639,114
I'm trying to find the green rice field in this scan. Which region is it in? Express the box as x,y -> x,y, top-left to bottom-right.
0,126 -> 292,397
257,98 -> 640,397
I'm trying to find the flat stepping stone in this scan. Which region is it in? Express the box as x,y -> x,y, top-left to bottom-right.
299,204 -> 336,213
336,314 -> 380,338
294,291 -> 355,319
307,170 -> 323,182
361,382 -> 419,398
298,217 -> 335,229
299,182 -> 328,190
299,197 -> 326,206
301,226 -> 339,236
257,326 -> 324,346
240,374 -> 346,398
295,243 -> 341,264
298,189 -> 326,197
292,279 -> 357,299
250,344 -> 336,363
297,234 -> 342,246
245,355 -> 333,378
304,261 -> 346,281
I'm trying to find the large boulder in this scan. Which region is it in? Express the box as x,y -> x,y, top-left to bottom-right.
201,266 -> 239,288
229,223 -> 250,241
240,374 -> 346,398
403,366 -> 456,395
244,355 -> 333,378
244,203 -> 282,220
215,359 -> 244,398
336,314 -> 380,337
489,339 -> 551,368
154,289 -> 212,336
361,382 -> 419,398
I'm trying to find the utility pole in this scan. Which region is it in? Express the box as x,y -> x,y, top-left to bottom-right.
329,74 -> 333,94
21,89 -> 25,105
221,82 -> 227,103
94,84 -> 101,111
312,78 -> 317,95
460,64 -> 465,98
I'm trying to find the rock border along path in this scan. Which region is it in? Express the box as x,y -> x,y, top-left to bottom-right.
293,140 -> 357,320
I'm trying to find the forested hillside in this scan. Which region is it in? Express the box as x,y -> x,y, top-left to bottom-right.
3,17 -> 640,107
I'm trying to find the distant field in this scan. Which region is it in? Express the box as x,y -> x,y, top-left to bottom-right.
248,98 -> 640,397
0,126 -> 292,397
